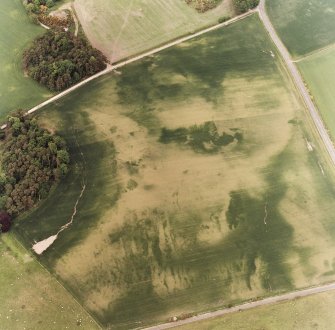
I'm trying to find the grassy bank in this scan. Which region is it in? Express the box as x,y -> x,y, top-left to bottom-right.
0,234 -> 98,330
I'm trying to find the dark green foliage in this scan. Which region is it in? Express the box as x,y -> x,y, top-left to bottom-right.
218,16 -> 231,23
185,0 -> 223,13
233,0 -> 259,14
0,211 -> 11,233
226,191 -> 246,229
23,31 -> 107,91
23,0 -> 59,15
159,121 -> 242,153
0,113 -> 69,216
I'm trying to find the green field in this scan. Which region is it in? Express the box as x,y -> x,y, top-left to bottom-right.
14,14 -> 335,329
266,0 -> 335,58
298,47 -> 335,142
74,0 -> 234,62
0,235 -> 98,330
0,0 -> 53,119
177,290 -> 335,330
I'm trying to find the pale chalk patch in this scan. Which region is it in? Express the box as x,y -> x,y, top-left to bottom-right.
318,162 -> 325,176
306,139 -> 314,151
32,235 -> 58,255
32,184 -> 86,255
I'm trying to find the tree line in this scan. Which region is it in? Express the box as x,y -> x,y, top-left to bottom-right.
233,0 -> 260,13
23,0 -> 59,16
0,113 -> 70,232
23,30 -> 107,91
185,0 -> 223,13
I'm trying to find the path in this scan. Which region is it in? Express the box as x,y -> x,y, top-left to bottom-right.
145,282 -> 335,329
1,9 -> 255,130
258,0 -> 335,166
293,42 -> 335,63
60,3 -> 79,36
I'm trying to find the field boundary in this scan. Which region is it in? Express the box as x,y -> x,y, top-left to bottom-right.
257,0 -> 335,166
9,231 -> 103,329
1,9 -> 255,130
293,42 -> 335,63
144,282 -> 335,329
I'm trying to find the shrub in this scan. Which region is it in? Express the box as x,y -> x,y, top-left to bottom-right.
233,0 -> 260,14
218,16 -> 231,23
0,211 -> 11,233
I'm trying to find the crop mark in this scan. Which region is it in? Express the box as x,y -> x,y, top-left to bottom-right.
263,201 -> 268,226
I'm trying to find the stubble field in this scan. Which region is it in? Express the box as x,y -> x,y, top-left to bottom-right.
73,0 -> 234,62
14,14 -> 335,329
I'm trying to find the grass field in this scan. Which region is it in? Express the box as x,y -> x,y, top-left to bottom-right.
74,0 -> 234,62
177,290 -> 335,329
298,47 -> 335,142
0,0 -> 53,119
14,14 -> 335,329
266,0 -> 335,58
0,235 -> 98,330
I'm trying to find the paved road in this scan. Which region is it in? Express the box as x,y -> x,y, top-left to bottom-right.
258,0 -> 335,166
146,282 -> 335,329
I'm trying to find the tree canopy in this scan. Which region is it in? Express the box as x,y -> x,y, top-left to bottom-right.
0,211 -> 11,233
233,0 -> 259,13
23,30 -> 107,91
23,0 -> 60,15
0,113 -> 70,217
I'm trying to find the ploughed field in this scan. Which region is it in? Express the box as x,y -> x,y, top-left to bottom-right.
0,0 -> 52,119
15,15 -> 335,329
74,0 -> 234,62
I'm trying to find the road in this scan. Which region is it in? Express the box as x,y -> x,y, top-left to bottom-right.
1,9 -> 254,130
145,2 -> 335,329
257,0 -> 335,166
145,282 -> 335,329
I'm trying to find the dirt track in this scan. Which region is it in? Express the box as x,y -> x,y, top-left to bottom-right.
1,9 -> 254,130
145,282 -> 335,329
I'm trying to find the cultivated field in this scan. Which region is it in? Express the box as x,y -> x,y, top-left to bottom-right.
298,47 -> 335,142
177,290 -> 335,330
266,0 -> 335,58
0,0 -> 53,119
74,0 -> 234,62
0,235 -> 98,330
15,14 -> 335,329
